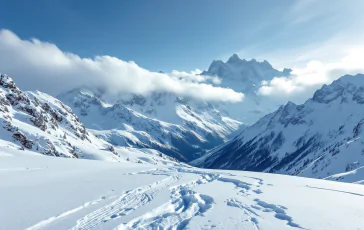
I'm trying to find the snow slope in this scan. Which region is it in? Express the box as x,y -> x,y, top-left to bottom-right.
56,54 -> 291,162
194,74 -> 364,183
0,73 -> 179,165
58,88 -> 243,162
1,148 -> 364,230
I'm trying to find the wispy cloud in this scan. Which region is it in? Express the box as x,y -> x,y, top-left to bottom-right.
0,29 -> 243,103
249,0 -> 364,103
258,45 -> 364,101
287,0 -> 319,24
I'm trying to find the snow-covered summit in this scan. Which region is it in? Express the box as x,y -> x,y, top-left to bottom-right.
200,54 -> 292,124
0,73 -> 182,165
202,54 -> 290,86
312,74 -> 364,104
193,73 -> 364,183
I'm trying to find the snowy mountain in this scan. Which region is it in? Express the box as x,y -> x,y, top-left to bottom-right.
202,54 -> 292,124
1,70 -> 364,230
193,74 -> 364,183
202,53 -> 291,95
58,88 -> 243,162
55,54 -> 291,162
0,73 -> 180,165
2,148 -> 364,230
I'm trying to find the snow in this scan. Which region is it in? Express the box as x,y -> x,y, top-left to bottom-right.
194,73 -> 364,183
201,54 -> 291,124
325,166 -> 364,184
0,73 -> 187,166
1,148 -> 364,230
58,86 -> 244,162
1,59 -> 364,230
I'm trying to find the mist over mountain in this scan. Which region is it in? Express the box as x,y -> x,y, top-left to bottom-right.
201,54 -> 292,124
54,54 -> 293,161
193,73 -> 364,183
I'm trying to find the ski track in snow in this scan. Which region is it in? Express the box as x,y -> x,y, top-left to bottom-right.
25,196 -> 115,230
120,172 -> 219,230
243,176 -> 264,186
226,198 -> 260,230
218,176 -> 306,229
26,171 -> 179,230
25,167 -> 307,230
70,174 -> 181,230
253,199 -> 305,229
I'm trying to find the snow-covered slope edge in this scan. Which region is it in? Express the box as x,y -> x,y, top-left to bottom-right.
1,149 -> 364,230
193,74 -> 364,183
0,73 -> 180,165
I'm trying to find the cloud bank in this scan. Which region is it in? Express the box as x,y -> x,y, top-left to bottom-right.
0,29 -> 243,103
258,46 -> 364,102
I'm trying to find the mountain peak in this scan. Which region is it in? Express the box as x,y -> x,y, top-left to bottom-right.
206,60 -> 225,73
227,53 -> 242,63
334,73 -> 364,86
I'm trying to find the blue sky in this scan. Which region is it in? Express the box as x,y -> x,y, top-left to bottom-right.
2,0 -> 362,72
0,0 -> 363,103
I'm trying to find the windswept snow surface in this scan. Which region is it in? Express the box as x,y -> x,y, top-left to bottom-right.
2,149 -> 364,230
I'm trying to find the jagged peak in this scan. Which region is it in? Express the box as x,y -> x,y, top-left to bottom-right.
332,73 -> 364,87
205,54 -> 284,74
0,73 -> 17,90
210,60 -> 224,68
311,74 -> 364,104
227,53 -> 242,63
314,74 -> 364,93
206,60 -> 225,73
285,101 -> 297,107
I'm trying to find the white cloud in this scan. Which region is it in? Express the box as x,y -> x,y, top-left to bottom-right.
169,69 -> 222,85
254,0 -> 364,103
0,29 -> 243,103
258,46 -> 364,100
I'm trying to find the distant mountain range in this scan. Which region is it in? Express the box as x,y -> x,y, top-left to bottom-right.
193,73 -> 364,183
56,54 -> 290,161
3,54 -> 364,183
0,73 -> 180,165
58,89 -> 242,162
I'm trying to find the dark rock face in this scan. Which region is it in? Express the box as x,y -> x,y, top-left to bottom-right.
0,74 -> 92,158
12,131 -> 33,149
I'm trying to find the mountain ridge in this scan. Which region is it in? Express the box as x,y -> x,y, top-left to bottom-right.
193,73 -> 364,183
0,73 -> 181,165
58,87 -> 243,162
200,54 -> 292,124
